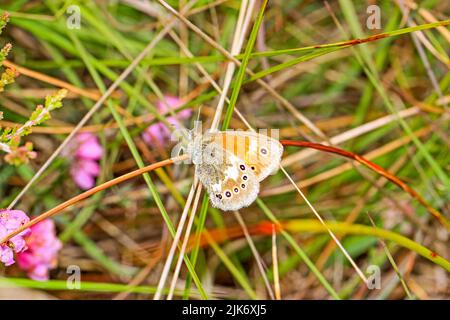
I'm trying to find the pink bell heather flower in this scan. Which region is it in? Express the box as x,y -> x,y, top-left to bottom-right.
65,133 -> 103,190
17,220 -> 62,281
142,96 -> 192,146
0,209 -> 31,266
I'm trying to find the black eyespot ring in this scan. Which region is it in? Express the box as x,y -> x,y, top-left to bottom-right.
239,164 -> 245,170
233,187 -> 239,193
241,184 -> 246,188
225,191 -> 232,198
242,175 -> 248,180
261,148 -> 267,155
251,166 -> 255,171
218,194 -> 223,199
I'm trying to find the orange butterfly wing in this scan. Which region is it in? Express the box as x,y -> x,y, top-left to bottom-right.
209,131 -> 283,181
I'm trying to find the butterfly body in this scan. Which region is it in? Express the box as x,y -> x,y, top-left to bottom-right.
187,130 -> 283,211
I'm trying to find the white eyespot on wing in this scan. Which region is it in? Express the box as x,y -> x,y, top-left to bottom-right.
228,153 -> 239,163
211,183 -> 222,193
224,155 -> 240,180
224,165 -> 239,180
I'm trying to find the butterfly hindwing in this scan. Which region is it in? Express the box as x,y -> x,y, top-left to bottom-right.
194,142 -> 259,211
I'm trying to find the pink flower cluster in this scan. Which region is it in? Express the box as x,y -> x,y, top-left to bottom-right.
142,96 -> 192,146
70,133 -> 103,190
17,220 -> 62,281
0,209 -> 62,281
0,209 -> 30,266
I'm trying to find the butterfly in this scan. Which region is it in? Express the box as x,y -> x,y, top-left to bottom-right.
185,129 -> 283,211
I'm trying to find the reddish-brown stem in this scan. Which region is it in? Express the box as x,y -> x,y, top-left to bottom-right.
2,139 -> 446,245
0,154 -> 189,245
280,140 -> 449,231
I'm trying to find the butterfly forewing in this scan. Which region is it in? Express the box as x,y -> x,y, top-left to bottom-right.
194,142 -> 259,211
208,131 -> 283,181
189,130 -> 283,212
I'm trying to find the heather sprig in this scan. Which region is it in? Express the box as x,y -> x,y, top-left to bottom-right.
0,42 -> 11,63
0,66 -> 17,92
7,88 -> 68,139
0,12 -> 16,93
0,89 -> 68,165
0,12 -> 9,34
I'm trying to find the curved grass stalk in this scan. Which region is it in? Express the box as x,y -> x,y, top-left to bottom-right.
280,140 -> 450,231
